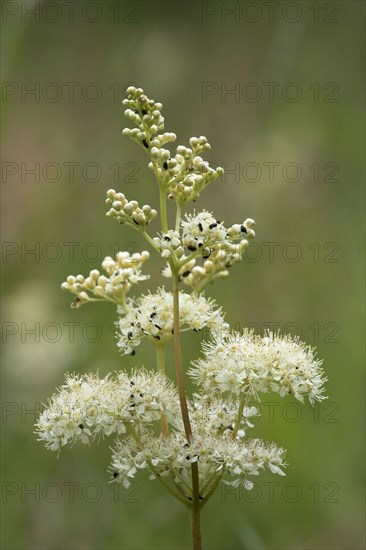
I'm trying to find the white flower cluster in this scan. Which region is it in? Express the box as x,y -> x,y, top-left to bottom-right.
153,212 -> 255,290
35,370 -> 180,453
117,288 -> 228,355
189,331 -> 326,404
40,86 -> 326,519
61,251 -> 150,307
178,212 -> 255,289
105,189 -> 157,228
191,396 -> 259,438
122,86 -> 223,204
111,426 -> 285,494
153,230 -> 183,260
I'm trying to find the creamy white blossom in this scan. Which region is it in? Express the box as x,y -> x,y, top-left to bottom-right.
111,426 -> 286,494
116,288 -> 228,355
177,213 -> 255,289
153,230 -> 184,260
35,370 -> 180,452
189,330 -> 326,403
181,211 -> 255,251
38,86 -> 326,537
190,395 -> 259,438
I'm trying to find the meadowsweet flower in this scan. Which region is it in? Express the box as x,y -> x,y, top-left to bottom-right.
191,395 -> 259,438
152,230 -> 184,259
61,251 -> 150,307
181,211 -> 255,251
35,370 -> 180,452
175,213 -> 255,289
111,426 -> 286,494
38,86 -> 326,548
189,330 -> 326,403
116,288 -> 228,355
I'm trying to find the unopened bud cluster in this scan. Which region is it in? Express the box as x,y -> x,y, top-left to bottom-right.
123,86 -> 223,204
106,189 -> 157,228
61,251 -> 149,307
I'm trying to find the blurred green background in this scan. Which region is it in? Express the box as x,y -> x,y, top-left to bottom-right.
1,1 -> 365,549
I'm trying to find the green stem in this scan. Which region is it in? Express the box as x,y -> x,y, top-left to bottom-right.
178,249 -> 201,268
118,294 -> 129,314
191,498 -> 202,550
128,425 -> 188,506
159,184 -> 168,234
141,230 -> 160,253
232,394 -> 245,438
200,472 -> 223,508
172,272 -> 202,550
172,274 -> 192,441
156,345 -> 169,436
175,203 -> 182,232
171,468 -> 193,496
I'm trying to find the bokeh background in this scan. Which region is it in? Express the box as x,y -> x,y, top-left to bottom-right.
1,1 -> 365,549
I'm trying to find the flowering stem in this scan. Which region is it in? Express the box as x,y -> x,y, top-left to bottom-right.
200,472 -> 223,508
156,345 -> 169,436
118,294 -> 129,314
159,184 -> 168,234
141,229 -> 160,253
232,394 -> 245,438
175,203 -> 182,232
178,249 -> 201,268
172,273 -> 192,441
128,425 -> 188,507
191,500 -> 202,550
172,272 -> 202,550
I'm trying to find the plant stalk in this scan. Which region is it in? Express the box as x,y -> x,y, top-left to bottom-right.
172,272 -> 202,550
156,345 -> 169,436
